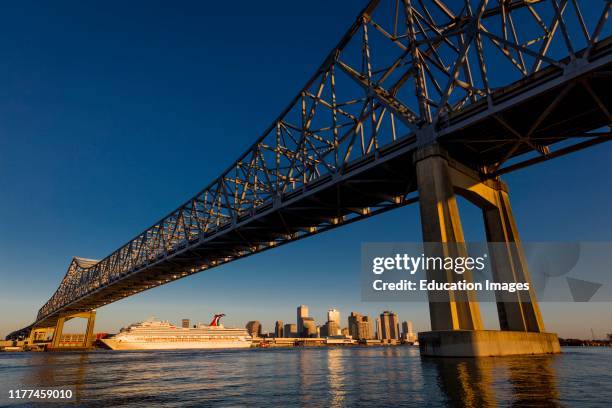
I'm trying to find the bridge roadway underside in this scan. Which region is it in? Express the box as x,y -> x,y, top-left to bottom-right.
20,39 -> 612,336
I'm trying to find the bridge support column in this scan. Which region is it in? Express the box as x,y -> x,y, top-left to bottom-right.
483,186 -> 546,333
27,327 -> 54,345
50,317 -> 66,349
84,310 -> 96,348
49,310 -> 96,350
415,145 -> 559,357
414,147 -> 483,331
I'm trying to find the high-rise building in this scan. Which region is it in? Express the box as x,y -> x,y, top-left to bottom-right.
320,320 -> 340,338
246,321 -> 262,338
348,312 -> 373,340
327,321 -> 340,338
376,317 -> 382,340
301,317 -> 317,337
392,313 -> 400,340
401,320 -> 417,343
327,309 -> 341,335
327,309 -> 340,325
181,319 -> 190,329
297,305 -> 309,335
379,311 -> 400,340
341,327 -> 349,337
275,321 -> 284,338
284,323 -> 297,338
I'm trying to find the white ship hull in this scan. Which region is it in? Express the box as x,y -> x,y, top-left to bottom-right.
101,338 -> 252,350
101,317 -> 252,351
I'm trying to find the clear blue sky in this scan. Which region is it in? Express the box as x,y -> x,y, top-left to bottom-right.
1,0 -> 611,339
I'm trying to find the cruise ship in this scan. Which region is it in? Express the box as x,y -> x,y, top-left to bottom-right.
101,314 -> 252,350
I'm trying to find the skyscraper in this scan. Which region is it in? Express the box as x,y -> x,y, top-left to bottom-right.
327,309 -> 340,325
326,309 -> 341,336
284,323 -> 297,338
379,311 -> 400,341
297,305 -> 309,336
348,312 -> 373,340
246,321 -> 262,338
320,320 -> 340,337
302,317 -> 317,337
401,320 -> 417,343
391,313 -> 400,340
376,317 -> 382,340
401,320 -> 409,336
326,321 -> 340,338
275,321 -> 284,338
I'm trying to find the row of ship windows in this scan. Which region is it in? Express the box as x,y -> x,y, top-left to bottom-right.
134,337 -> 243,341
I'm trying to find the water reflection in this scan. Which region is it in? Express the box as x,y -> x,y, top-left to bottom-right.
20,353 -> 90,392
427,357 -> 496,407
507,356 -> 560,407
425,354 -> 561,407
326,349 -> 347,407
2,347 -> 608,407
296,348 -> 316,407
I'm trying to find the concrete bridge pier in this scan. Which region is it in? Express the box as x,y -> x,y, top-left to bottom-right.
414,145 -> 560,357
26,327 -> 54,344
49,310 -> 97,350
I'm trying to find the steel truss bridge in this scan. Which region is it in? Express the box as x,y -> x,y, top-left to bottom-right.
8,0 -> 611,340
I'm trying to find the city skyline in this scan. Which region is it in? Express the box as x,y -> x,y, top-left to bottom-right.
8,293 -> 608,341
1,0 -> 611,340
228,305 -> 412,341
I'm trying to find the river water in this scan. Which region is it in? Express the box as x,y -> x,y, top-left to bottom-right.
1,346 -> 611,407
